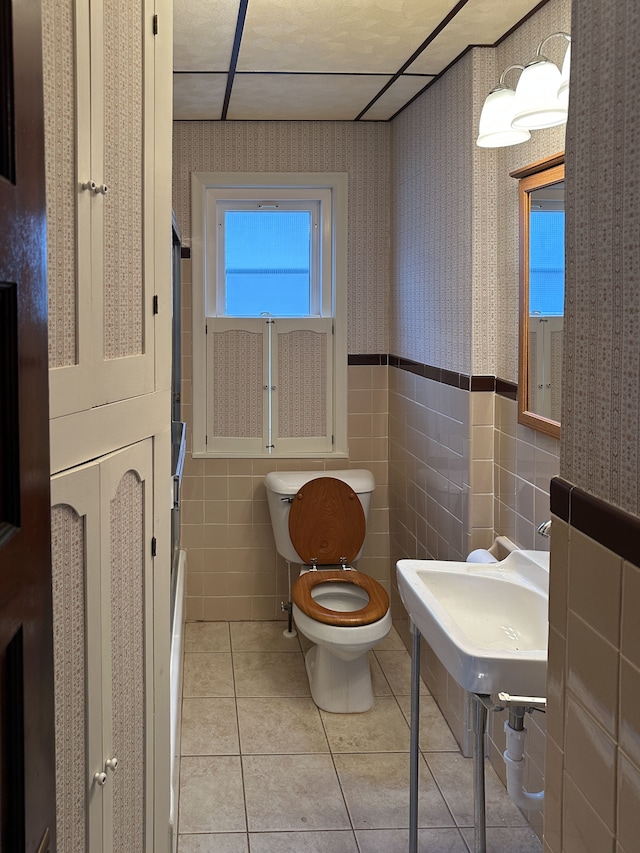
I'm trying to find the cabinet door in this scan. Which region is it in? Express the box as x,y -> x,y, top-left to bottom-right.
51,463 -> 102,853
100,440 -> 154,853
43,0 -> 93,417
51,439 -> 154,853
93,0 -> 156,406
44,0 -> 157,417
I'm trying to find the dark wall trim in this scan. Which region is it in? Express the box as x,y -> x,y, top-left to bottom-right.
348,354 -> 389,366
352,354 -> 518,397
495,378 -> 518,400
551,477 -> 640,567
181,247 -> 191,259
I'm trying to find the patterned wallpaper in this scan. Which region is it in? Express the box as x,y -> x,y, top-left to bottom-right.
109,470 -> 146,851
391,52 -> 475,375
561,0 -> 640,516
103,0 -> 144,360
42,0 -> 77,369
390,0 -> 569,380
470,48 -> 499,378
51,504 -> 87,852
172,121 -> 391,354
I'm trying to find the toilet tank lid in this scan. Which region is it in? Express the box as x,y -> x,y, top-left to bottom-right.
264,469 -> 375,496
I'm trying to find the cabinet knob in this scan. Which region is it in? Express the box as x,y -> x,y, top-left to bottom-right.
81,181 -> 108,195
94,771 -> 107,787
105,757 -> 119,773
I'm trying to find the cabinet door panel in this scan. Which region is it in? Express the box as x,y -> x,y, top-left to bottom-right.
51,464 -> 102,853
101,441 -> 153,853
95,0 -> 155,405
44,0 -> 156,417
43,0 -> 93,418
51,440 -> 154,853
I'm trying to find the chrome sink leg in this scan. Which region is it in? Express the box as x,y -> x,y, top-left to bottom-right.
474,694 -> 488,853
409,620 -> 421,853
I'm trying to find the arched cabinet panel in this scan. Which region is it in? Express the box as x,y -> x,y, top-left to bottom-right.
51,440 -> 154,853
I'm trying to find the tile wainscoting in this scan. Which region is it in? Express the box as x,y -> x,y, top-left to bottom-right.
545,478 -> 640,853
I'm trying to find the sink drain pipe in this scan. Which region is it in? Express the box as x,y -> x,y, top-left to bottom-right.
503,705 -> 544,812
471,693 -> 545,852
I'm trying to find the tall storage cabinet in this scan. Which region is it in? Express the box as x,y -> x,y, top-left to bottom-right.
43,0 -> 173,851
44,0 -> 159,420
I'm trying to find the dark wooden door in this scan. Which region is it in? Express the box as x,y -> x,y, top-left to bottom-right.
0,0 -> 57,850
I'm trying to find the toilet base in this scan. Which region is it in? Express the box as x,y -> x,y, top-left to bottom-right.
304,643 -> 374,713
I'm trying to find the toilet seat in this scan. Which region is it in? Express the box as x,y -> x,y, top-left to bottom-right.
292,569 -> 389,626
288,477 -> 389,627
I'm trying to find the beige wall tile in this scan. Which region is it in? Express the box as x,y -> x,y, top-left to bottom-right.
546,627 -> 566,748
562,772 -> 614,853
548,517 -> 569,638
621,561 -> 640,670
617,752 -> 640,853
185,597 -> 204,621
566,612 -> 618,737
204,597 -> 252,621
186,572 -> 204,597
619,658 -> 640,769
543,736 -> 563,853
348,365 -> 374,390
569,530 -> 622,646
564,696 -> 617,832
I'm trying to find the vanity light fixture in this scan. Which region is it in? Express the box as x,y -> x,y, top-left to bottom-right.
476,65 -> 531,148
557,41 -> 571,105
511,32 -> 571,130
476,32 -> 571,148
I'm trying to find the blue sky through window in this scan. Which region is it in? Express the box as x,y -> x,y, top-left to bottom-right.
224,210 -> 312,316
529,210 -> 564,316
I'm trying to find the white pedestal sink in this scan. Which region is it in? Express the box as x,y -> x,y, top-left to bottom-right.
396,549 -> 549,697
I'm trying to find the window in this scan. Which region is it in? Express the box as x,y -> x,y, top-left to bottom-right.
529,208 -> 565,317
220,206 -> 316,316
191,173 -> 347,458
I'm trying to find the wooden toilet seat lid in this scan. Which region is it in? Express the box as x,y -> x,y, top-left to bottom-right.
292,570 -> 389,626
288,477 -> 366,566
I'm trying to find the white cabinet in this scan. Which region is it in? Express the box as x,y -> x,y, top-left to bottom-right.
51,439 -> 166,853
43,0 -> 173,850
44,0 -> 163,418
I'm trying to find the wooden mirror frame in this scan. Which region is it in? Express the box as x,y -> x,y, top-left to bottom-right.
511,153 -> 564,440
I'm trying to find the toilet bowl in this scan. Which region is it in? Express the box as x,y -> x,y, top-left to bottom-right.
264,470 -> 392,713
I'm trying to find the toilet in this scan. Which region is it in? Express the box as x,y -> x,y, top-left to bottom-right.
264,469 -> 392,713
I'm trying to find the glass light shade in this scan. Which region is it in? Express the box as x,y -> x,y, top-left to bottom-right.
511,58 -> 568,130
476,87 -> 531,148
557,43 -> 571,105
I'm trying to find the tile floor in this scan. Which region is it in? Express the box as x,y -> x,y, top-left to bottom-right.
177,621 -> 542,852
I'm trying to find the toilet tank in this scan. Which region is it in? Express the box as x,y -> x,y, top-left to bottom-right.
264,469 -> 375,564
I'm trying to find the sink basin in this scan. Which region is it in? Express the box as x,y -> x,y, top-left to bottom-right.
396,550 -> 549,697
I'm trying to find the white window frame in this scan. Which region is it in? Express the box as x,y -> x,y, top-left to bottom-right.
191,172 -> 348,458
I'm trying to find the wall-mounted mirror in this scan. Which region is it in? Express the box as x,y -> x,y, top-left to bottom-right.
511,153 -> 564,439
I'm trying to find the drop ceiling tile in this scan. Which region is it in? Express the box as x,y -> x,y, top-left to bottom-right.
227,74 -> 392,121
173,73 -> 228,120
174,0 -> 239,71
408,0 -> 545,75
236,0 -> 461,74
359,74 -> 434,121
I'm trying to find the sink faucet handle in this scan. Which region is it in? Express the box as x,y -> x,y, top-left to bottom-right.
536,520 -> 552,537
